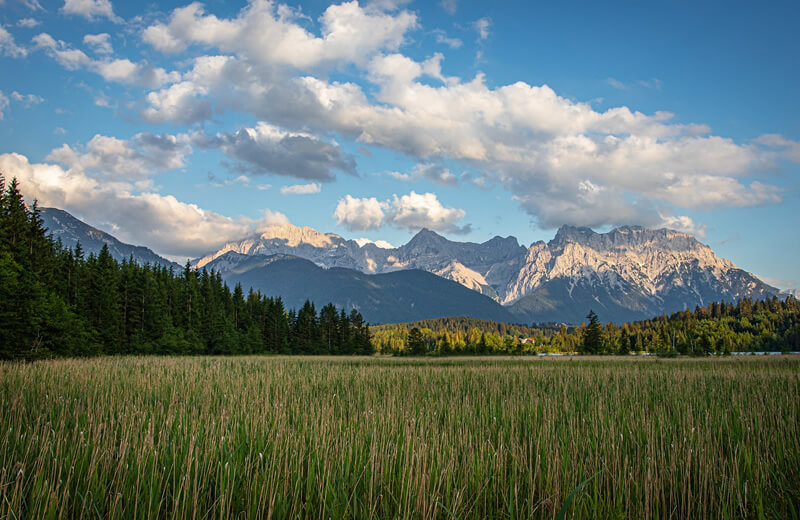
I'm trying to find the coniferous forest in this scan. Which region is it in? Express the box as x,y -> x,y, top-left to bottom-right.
0,177 -> 372,360
372,297 -> 800,355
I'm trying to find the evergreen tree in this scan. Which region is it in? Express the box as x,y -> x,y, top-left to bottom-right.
407,327 -> 426,356
581,310 -> 603,354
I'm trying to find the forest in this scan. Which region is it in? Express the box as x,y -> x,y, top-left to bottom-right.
0,177 -> 372,360
372,298 -> 800,355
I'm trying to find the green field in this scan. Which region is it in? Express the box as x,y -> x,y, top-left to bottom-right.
1,356 -> 799,519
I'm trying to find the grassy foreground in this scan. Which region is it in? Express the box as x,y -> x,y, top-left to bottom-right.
1,356 -> 799,519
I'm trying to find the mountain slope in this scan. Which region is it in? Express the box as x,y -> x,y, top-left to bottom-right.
196,223 -> 780,324
193,224 -> 526,298
507,226 -> 779,323
204,252 -> 517,324
41,207 -> 180,269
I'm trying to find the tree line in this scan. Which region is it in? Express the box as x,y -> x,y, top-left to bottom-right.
373,299 -> 800,356
0,177 -> 372,360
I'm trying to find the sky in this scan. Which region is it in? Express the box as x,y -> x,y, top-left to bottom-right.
0,0 -> 798,289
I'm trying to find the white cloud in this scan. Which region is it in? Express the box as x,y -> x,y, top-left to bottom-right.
439,0 -> 458,15
280,182 -> 321,195
659,214 -> 707,238
334,195 -> 387,231
61,0 -> 122,23
434,30 -> 462,49
143,0 -> 417,68
17,18 -> 41,28
354,237 -> 395,248
46,132 -> 191,180
754,275 -> 796,292
387,171 -> 411,181
366,0 -> 413,12
192,122 -> 356,181
11,91 -> 44,106
143,81 -> 211,123
387,162 -> 457,186
389,191 -> 468,233
20,0 -> 44,10
34,32 -> 179,87
607,77 -> 627,90
139,45 -> 782,230
0,90 -> 8,119
608,77 -> 663,90
473,17 -> 490,40
754,133 -> 800,163
83,33 -> 112,54
0,152 -> 281,258
413,163 -> 457,186
334,191 -> 468,233
256,209 -> 291,230
0,26 -> 27,57
638,78 -> 663,90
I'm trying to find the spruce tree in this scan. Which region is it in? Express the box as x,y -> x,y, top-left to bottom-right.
582,310 -> 603,354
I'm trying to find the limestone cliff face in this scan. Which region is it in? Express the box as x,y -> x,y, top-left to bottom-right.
193,224 -> 779,323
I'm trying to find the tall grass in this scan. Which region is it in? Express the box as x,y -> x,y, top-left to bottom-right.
1,356 -> 798,518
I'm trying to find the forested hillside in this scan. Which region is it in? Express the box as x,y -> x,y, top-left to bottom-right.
0,177 -> 372,360
373,298 -> 800,355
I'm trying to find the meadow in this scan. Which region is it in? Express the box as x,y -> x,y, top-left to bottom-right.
1,356 -> 798,519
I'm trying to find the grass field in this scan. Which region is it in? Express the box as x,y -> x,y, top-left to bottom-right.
1,356 -> 799,519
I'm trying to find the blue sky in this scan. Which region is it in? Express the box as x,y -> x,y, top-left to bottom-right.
1,0 -> 798,289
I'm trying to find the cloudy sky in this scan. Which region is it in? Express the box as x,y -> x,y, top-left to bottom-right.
0,0 -> 798,288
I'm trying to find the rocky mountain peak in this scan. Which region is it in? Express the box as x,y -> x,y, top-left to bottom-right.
407,227 -> 445,244
550,224 -> 705,253
258,223 -> 343,248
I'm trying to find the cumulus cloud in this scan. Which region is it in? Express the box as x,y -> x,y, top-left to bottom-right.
33,32 -> 178,87
0,152 -> 281,258
143,0 -> 417,68
60,0 -> 122,23
280,182 -> 321,195
192,122 -> 356,181
137,41 -> 783,231
389,191 -> 469,233
334,191 -> 468,233
334,194 -> 386,231
0,26 -> 27,57
46,132 -> 191,180
83,33 -> 112,54
17,18 -> 41,28
142,81 -> 211,124
659,214 -> 707,238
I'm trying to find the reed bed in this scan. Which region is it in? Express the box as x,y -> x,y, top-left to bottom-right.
1,356 -> 798,519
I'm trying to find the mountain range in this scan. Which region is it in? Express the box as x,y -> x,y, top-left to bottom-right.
40,207 -> 782,324
40,208 -> 180,270
194,221 -> 780,323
